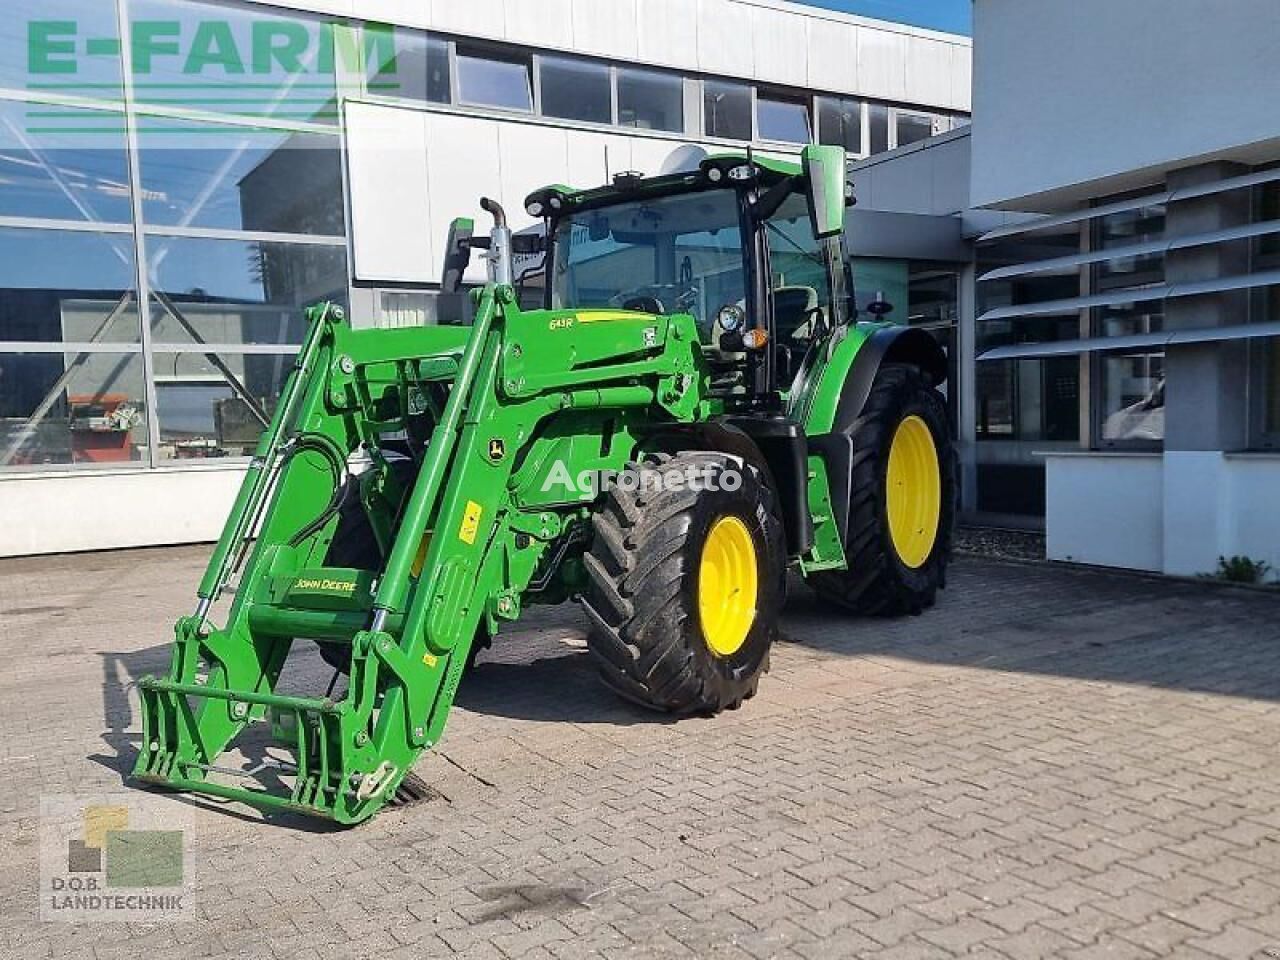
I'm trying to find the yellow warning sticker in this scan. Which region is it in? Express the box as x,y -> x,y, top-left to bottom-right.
422,652 -> 438,668
458,500 -> 483,544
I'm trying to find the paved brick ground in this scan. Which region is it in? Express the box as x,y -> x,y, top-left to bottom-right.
1,546 -> 1279,959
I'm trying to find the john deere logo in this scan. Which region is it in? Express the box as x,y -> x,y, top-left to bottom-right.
293,578 -> 356,593
488,438 -> 506,461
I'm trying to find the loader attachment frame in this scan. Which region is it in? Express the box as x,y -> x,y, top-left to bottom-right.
134,284 -> 707,823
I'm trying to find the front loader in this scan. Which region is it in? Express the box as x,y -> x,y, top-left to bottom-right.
133,146 -> 954,824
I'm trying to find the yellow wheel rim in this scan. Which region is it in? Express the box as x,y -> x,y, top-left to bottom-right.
698,515 -> 759,657
886,415 -> 942,569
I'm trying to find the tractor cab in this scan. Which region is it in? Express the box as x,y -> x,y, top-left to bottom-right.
525,146 -> 854,410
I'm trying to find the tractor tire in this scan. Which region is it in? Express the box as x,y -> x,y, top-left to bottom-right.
581,451 -> 786,714
809,363 -> 955,616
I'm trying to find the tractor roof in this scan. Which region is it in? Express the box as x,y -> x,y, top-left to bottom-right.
524,152 -> 804,217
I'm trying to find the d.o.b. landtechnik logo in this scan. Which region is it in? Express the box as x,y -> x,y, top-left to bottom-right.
39,794 -> 194,922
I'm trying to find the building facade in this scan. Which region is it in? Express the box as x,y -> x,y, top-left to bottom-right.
846,0 -> 1280,577
0,0 -> 970,557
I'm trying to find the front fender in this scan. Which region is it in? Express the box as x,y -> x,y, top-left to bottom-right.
794,322 -> 946,437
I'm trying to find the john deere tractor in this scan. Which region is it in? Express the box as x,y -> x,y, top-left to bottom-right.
133,145 -> 954,823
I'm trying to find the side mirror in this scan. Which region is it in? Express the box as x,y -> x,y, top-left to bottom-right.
441,217 -> 475,293
801,144 -> 848,239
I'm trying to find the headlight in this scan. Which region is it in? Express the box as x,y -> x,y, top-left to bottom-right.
526,200 -> 544,218
549,195 -> 563,210
706,167 -> 723,183
717,304 -> 745,332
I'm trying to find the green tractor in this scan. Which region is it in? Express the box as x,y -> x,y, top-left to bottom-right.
133,145 -> 954,823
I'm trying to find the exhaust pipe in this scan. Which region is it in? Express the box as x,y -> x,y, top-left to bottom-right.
480,197 -> 513,287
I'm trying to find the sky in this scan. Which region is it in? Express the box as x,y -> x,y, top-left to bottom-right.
792,0 -> 971,35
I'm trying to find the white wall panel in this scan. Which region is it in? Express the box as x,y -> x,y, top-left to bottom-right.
1224,456 -> 1280,574
905,36 -> 951,110
950,42 -> 973,112
565,130 -> 634,188
505,0 -> 574,50
636,0 -> 700,69
751,6 -> 808,89
353,0 -> 430,30
696,0 -> 755,78
430,0 -> 506,38
805,19 -> 857,94
1044,454 -> 1164,572
973,0 -> 1280,209
497,124 -> 571,233
0,466 -> 246,558
424,113 -> 503,282
854,25 -> 907,103
571,0 -> 639,61
345,101 -> 434,283
628,137 -> 681,179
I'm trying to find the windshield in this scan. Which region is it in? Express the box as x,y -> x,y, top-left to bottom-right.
550,188 -> 747,340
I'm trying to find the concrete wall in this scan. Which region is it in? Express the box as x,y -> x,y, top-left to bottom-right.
848,127 -> 971,216
971,0 -> 1280,210
247,0 -> 972,112
1044,452 -> 1280,577
1043,453 -> 1164,572
0,465 -> 245,558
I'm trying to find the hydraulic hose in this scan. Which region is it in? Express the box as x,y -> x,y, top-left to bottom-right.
284,432 -> 350,548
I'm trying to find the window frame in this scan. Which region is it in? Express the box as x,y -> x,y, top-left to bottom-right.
534,52 -> 615,127
1250,175 -> 1280,448
815,95 -> 868,157
454,43 -> 535,114
1088,192 -> 1167,451
754,88 -> 812,146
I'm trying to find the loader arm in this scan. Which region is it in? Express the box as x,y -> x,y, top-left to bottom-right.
135,286 -> 708,824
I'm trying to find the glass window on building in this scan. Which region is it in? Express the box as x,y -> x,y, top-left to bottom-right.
0,352 -> 147,469
1252,179 -> 1280,444
0,229 -> 140,344
0,100 -> 133,225
868,103 -> 890,154
756,92 -> 810,144
539,55 -> 612,125
366,29 -> 450,105
617,68 -> 683,133
136,121 -> 344,235
5,0 -> 124,95
975,233 -> 1084,444
703,80 -> 752,141
895,110 -> 935,148
817,97 -> 864,154
1264,336 -> 1280,438
1092,200 -> 1166,444
456,46 -> 533,112
127,0 -> 343,124
146,237 -> 346,346
1098,350 -> 1165,443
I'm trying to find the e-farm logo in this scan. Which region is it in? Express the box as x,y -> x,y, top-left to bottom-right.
39,794 -> 194,922
25,17 -> 400,125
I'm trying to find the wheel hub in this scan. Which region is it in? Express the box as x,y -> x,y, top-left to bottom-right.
886,414 -> 942,569
698,514 -> 759,657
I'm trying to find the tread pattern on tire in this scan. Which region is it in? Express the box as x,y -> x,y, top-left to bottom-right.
810,363 -> 956,617
581,451 -> 781,715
